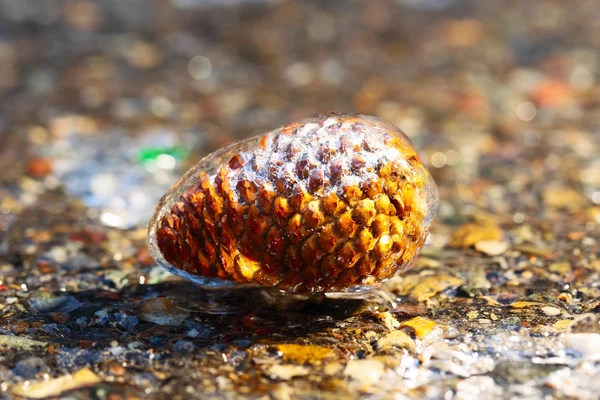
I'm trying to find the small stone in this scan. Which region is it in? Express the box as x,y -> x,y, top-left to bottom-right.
27,157 -> 53,178
41,323 -> 72,339
375,330 -> 416,352
499,317 -> 522,331
570,314 -> 600,333
456,376 -> 501,398
372,311 -> 400,330
187,329 -> 200,338
29,294 -> 81,313
108,363 -> 125,376
13,357 -> 49,379
344,360 -> 385,385
271,383 -> 293,400
541,306 -> 561,316
564,333 -> 600,358
475,240 -> 509,256
48,247 -> 68,264
267,365 -> 310,381
50,312 -> 70,324
109,346 -> 123,356
490,360 -> 563,385
173,340 -> 197,353
323,362 -> 344,375
140,297 -> 190,327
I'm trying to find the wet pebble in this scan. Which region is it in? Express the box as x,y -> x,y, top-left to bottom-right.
475,240 -> 510,256
64,253 -> 99,271
29,294 -> 81,313
12,357 -> 49,379
490,360 -> 564,384
267,364 -> 310,381
564,333 -> 600,358
92,308 -> 139,331
173,340 -> 197,353
140,298 -> 190,327
344,359 -> 385,385
41,323 -> 72,339
498,317 -> 522,331
184,322 -> 212,340
541,306 -> 561,316
375,330 -> 416,352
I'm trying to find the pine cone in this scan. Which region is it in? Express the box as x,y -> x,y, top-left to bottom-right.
148,113 -> 438,293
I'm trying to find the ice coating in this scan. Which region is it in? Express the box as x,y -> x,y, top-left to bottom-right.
147,113 -> 438,293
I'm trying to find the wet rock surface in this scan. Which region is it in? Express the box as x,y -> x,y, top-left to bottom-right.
0,1 -> 599,399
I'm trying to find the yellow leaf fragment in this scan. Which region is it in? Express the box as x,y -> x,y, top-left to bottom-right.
11,368 -> 100,399
400,316 -> 438,339
408,275 -> 464,302
450,223 -> 503,248
481,296 -> 501,306
275,344 -> 335,364
511,301 -> 542,309
553,319 -> 573,330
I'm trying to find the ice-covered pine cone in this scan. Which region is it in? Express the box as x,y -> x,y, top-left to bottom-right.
148,113 -> 438,294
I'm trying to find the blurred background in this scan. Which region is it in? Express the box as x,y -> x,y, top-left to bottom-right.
0,0 -> 597,233
0,1 -> 599,399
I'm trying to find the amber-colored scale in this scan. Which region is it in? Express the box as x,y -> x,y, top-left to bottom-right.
153,113 -> 437,293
